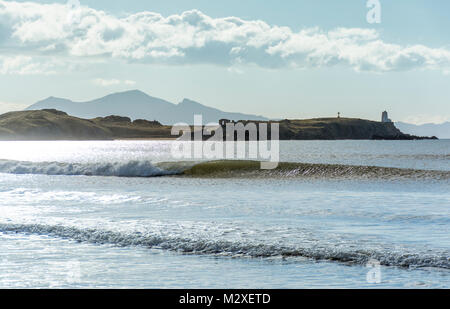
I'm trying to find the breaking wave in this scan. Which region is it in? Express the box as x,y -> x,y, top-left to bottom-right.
0,223 -> 449,269
0,159 -> 448,180
0,159 -> 181,177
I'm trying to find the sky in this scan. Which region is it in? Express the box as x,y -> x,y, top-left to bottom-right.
1,0 -> 450,124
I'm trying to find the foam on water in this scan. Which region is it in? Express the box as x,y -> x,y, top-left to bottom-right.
0,159 -> 180,177
0,223 -> 448,269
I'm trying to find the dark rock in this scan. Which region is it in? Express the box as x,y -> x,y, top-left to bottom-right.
41,109 -> 68,116
133,119 -> 162,127
96,115 -> 132,123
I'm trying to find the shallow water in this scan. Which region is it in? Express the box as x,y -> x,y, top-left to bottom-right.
0,140 -> 448,288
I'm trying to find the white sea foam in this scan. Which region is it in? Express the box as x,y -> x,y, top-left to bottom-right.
0,159 -> 180,177
0,223 -> 448,269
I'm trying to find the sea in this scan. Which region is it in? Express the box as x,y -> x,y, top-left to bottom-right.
0,140 -> 448,288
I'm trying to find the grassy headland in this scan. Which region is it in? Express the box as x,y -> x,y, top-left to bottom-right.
0,109 -> 437,141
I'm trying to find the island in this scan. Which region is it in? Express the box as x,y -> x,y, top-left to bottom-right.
0,109 -> 437,141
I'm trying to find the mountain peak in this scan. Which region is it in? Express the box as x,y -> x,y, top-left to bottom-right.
26,91 -> 268,124
104,89 -> 149,98
120,89 -> 146,95
39,96 -> 72,103
179,98 -> 203,106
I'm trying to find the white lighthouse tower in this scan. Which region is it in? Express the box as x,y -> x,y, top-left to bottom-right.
381,111 -> 392,123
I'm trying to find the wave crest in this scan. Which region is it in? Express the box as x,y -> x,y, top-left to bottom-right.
0,223 -> 449,269
0,159 -> 180,177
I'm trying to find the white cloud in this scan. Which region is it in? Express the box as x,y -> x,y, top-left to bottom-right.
124,80 -> 136,85
0,101 -> 28,114
92,78 -> 121,87
0,55 -> 57,75
92,78 -> 136,87
401,114 -> 450,125
1,0 -> 450,73
227,66 -> 244,75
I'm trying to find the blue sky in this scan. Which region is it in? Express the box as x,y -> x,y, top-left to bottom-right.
1,0 -> 450,123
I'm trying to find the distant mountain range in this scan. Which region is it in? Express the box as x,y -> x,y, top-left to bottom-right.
26,90 -> 268,125
395,122 -> 450,139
